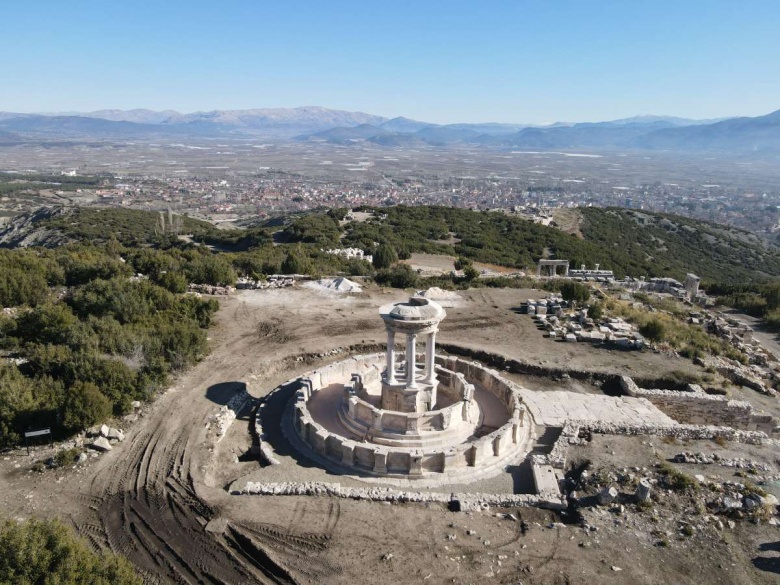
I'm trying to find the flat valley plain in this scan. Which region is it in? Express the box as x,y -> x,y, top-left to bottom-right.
3,139 -> 780,185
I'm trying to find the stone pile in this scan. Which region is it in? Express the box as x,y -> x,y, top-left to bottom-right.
188,283 -> 235,296
528,304 -> 645,349
706,483 -> 779,515
696,354 -> 776,397
237,481 -> 565,510
672,452 -> 772,472
523,295 -> 566,317
236,276 -> 295,290
324,247 -> 373,264
581,420 -> 767,444
208,389 -> 252,441
544,418 -> 769,475
86,424 -> 125,451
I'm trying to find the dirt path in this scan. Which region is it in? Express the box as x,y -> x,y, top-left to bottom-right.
723,310 -> 780,359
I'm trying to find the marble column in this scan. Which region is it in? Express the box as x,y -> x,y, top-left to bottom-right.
406,332 -> 417,388
425,331 -> 437,384
386,329 -> 396,384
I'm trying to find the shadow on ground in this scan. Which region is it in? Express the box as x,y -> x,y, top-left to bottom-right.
755,540 -> 780,573
205,381 -> 247,405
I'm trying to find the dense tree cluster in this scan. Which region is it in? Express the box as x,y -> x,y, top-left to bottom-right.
0,172 -> 103,196
0,244 -> 219,447
281,214 -> 342,246
710,282 -> 780,331
579,207 -> 780,285
337,205 -> 779,284
0,516 -> 141,584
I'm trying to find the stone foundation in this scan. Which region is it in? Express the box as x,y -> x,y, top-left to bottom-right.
619,376 -> 776,434
287,353 -> 531,479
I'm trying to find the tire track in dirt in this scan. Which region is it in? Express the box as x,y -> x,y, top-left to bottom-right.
72,297 -> 343,584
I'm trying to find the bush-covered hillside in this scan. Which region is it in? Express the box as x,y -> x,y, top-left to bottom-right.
578,208 -> 780,283
0,243 -> 220,447
0,209 -> 374,447
337,206 -> 779,284
0,203 -> 777,444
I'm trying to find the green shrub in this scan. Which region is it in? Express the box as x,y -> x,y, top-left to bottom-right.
658,463 -> 697,493
54,447 -> 83,468
372,244 -> 399,269
61,381 -> 112,431
0,365 -> 36,447
374,264 -> 419,289
155,271 -> 188,293
560,281 -> 591,306
587,303 -> 604,320
280,249 -> 311,275
639,318 -> 666,342
0,516 -> 141,584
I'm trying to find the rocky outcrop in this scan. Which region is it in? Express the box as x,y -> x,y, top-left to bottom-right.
0,206 -> 72,248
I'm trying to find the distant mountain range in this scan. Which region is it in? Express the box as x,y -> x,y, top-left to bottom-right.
0,106 -> 778,153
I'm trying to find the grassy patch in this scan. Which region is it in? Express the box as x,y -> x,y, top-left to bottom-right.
658,463 -> 698,493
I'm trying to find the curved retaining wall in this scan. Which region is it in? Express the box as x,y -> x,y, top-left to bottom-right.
289,353 -> 530,478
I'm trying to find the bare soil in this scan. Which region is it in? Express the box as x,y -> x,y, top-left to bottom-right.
1,283 -> 778,584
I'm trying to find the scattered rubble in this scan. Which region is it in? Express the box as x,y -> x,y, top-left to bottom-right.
188,283 -> 235,296
672,451 -> 772,472
323,247 -> 372,264
237,481 -> 564,510
523,297 -> 645,349
236,275 -> 295,290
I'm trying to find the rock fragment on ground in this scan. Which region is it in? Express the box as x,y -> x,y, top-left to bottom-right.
90,437 -> 112,452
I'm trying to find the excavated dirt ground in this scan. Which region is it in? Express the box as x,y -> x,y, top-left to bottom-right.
1,283 -> 779,584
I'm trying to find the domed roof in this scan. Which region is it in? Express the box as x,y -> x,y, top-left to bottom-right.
380,296 -> 446,324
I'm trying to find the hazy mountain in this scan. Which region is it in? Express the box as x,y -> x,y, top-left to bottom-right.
593,115 -> 727,127
77,109 -> 186,124
303,124 -> 389,144
300,123 -> 483,146
0,107 -> 388,138
379,117 -> 433,133
444,122 -> 530,134
0,115 -> 225,138
172,107 -> 387,136
2,105 -> 779,152
414,126 -> 482,144
364,132 -> 425,147
637,109 -> 780,152
480,122 -> 671,149
0,112 -> 36,121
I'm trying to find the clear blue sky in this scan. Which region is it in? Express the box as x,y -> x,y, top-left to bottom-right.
2,1 -> 779,124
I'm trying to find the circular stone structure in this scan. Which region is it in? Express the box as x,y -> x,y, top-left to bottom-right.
280,296 -> 534,482
379,296 -> 446,413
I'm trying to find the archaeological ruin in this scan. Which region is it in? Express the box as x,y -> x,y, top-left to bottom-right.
275,296 -> 534,483
242,295 -> 779,508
